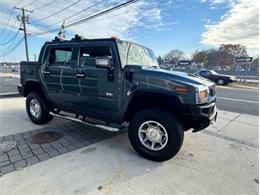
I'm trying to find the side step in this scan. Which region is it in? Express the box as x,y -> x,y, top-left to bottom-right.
49,112 -> 119,132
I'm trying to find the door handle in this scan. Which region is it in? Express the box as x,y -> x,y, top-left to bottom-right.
43,70 -> 50,75
76,73 -> 85,78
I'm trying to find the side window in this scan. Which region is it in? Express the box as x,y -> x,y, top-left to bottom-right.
199,71 -> 206,76
79,46 -> 112,67
48,47 -> 72,65
200,71 -> 211,76
205,71 -> 212,75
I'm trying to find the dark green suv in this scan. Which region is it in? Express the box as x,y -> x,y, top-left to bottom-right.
18,35 -> 217,161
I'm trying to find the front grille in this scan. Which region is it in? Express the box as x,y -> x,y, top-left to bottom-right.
202,104 -> 216,116
209,86 -> 216,97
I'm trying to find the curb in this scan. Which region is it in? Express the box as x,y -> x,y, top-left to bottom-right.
0,92 -> 20,98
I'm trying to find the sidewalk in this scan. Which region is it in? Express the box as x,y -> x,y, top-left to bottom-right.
0,97 -> 258,194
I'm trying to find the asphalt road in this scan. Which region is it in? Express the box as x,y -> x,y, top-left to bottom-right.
216,86 -> 259,116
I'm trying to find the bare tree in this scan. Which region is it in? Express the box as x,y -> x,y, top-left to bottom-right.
192,50 -> 208,68
164,49 -> 184,64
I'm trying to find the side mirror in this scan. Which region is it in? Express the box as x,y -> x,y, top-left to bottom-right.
95,57 -> 111,68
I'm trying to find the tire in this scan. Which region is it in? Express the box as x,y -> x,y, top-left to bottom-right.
26,92 -> 53,124
128,109 -> 184,162
217,79 -> 225,85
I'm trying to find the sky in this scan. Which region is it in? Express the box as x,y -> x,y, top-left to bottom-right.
0,0 -> 258,62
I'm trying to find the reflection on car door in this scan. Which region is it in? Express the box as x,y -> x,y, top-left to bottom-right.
41,45 -> 79,108
76,42 -> 123,119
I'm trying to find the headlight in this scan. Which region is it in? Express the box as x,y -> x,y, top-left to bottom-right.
199,89 -> 208,101
196,88 -> 209,103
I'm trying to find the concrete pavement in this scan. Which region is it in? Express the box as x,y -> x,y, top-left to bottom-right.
0,97 -> 258,195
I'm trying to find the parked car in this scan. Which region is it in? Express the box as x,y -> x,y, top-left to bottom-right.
194,70 -> 236,85
18,35 -> 217,161
11,65 -> 19,72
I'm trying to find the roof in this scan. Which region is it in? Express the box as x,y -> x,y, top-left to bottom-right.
45,35 -> 118,44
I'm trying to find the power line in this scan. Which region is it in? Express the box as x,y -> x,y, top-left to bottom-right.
0,9 -> 15,39
32,0 -> 83,23
31,0 -> 56,12
30,0 -> 106,32
21,0 -> 40,8
31,0 -> 140,36
0,36 -> 24,57
0,0 -> 23,40
0,28 -> 20,46
67,0 -> 140,28
15,0 -> 23,6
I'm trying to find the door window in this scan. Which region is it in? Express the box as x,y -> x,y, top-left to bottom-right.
79,46 -> 112,67
48,47 -> 72,66
200,71 -> 211,76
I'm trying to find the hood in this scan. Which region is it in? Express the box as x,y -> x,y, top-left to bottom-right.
139,68 -> 215,87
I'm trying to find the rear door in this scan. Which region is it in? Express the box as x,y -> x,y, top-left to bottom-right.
76,42 -> 123,120
41,44 -> 79,108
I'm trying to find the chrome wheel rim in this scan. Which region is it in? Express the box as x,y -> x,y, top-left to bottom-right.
218,79 -> 224,85
29,99 -> 41,119
138,120 -> 168,151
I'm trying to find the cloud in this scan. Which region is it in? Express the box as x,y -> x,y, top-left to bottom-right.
201,0 -> 259,57
0,0 -> 166,40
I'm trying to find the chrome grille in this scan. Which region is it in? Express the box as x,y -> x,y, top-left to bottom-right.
209,86 -> 216,97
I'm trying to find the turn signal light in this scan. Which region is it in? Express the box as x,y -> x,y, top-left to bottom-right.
175,87 -> 189,92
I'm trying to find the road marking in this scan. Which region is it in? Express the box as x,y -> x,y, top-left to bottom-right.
217,85 -> 258,91
217,97 -> 259,104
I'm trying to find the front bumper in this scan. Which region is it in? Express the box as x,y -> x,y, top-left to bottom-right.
189,101 -> 218,132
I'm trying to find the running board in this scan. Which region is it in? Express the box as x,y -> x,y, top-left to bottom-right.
49,112 -> 119,132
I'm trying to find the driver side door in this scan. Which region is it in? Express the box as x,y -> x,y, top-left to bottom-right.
76,42 -> 123,120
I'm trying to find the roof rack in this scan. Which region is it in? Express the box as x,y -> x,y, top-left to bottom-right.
52,36 -> 69,43
71,34 -> 86,41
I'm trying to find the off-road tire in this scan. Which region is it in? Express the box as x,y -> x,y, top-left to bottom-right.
26,92 -> 53,124
128,109 -> 184,162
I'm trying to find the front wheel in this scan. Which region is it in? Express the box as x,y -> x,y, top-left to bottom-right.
128,109 -> 184,161
26,92 -> 53,124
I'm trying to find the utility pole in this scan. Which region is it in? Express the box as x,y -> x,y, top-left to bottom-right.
14,7 -> 33,61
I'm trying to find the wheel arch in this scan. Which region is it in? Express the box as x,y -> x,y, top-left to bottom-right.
123,90 -> 184,122
24,80 -> 45,97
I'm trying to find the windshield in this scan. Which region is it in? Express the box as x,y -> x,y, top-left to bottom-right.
211,70 -> 218,75
117,40 -> 159,68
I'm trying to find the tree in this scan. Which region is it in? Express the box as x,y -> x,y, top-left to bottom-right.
252,57 -> 259,66
219,44 -> 248,57
219,44 -> 248,70
192,50 -> 208,68
157,55 -> 163,65
207,49 -> 233,69
251,57 -> 259,72
164,49 -> 184,64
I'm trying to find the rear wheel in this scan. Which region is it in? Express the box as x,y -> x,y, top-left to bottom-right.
26,92 -> 53,124
128,109 -> 184,161
217,79 -> 225,85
